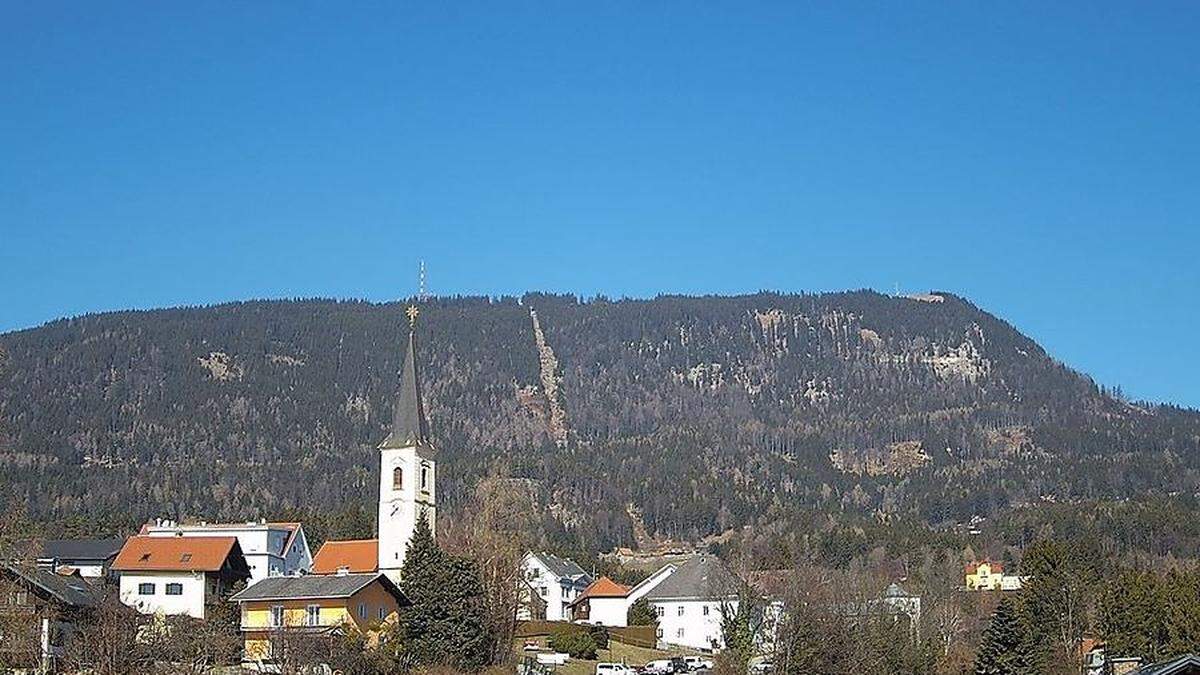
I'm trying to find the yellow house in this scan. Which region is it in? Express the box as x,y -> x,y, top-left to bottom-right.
230,572 -> 408,660
965,561 -> 1006,591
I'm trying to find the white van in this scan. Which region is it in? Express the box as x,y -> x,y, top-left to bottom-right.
595,663 -> 636,675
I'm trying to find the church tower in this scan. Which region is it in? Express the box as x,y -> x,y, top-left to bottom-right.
377,305 -> 436,583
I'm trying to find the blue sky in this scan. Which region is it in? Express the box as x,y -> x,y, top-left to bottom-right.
1,2 -> 1198,407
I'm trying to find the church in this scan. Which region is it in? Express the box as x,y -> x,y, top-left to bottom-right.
311,306 -> 437,583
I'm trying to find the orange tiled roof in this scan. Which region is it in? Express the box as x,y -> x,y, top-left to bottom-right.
112,536 -> 240,572
577,576 -> 630,600
312,539 -> 378,574
966,561 -> 1004,574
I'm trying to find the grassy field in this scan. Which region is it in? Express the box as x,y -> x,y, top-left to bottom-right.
516,637 -> 703,675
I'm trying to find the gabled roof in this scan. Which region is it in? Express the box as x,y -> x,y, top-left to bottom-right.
528,551 -> 589,580
379,318 -> 431,450
231,572 -> 408,605
2,563 -> 102,608
312,539 -> 378,574
966,560 -> 1004,574
643,555 -> 739,601
575,577 -> 630,602
1134,654 -> 1200,675
40,538 -> 125,562
112,536 -> 245,573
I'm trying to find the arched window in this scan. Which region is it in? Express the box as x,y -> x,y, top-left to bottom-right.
392,466 -> 403,491
421,464 -> 430,491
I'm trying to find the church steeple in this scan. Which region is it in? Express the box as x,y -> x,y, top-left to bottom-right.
380,305 -> 430,449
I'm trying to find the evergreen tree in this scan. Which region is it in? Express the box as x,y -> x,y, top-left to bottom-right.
399,511 -> 494,671
627,597 -> 657,626
974,599 -> 1031,675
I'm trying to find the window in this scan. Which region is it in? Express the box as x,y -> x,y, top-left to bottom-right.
677,606 -> 685,617
421,465 -> 430,491
655,606 -> 664,617
677,627 -> 684,638
139,553 -> 151,562
179,553 -> 192,563
378,607 -> 386,620
703,605 -> 709,616
358,603 -> 367,619
392,466 -> 403,490
166,583 -> 183,596
270,605 -> 284,628
138,583 -> 155,596
656,628 -> 663,638
306,605 -> 320,626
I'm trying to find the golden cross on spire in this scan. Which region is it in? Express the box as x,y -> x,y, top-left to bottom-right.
405,304 -> 420,327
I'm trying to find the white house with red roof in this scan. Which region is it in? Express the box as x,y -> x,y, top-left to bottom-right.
141,519 -> 312,582
112,535 -> 251,619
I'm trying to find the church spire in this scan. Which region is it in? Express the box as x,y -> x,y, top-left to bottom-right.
380,305 -> 430,449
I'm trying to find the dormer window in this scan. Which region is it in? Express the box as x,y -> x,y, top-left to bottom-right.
393,466 -> 403,491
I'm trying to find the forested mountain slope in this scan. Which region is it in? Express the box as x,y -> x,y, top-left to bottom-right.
2,291 -> 1197,553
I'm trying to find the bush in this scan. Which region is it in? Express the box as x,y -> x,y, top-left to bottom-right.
589,625 -> 610,650
548,628 -> 598,659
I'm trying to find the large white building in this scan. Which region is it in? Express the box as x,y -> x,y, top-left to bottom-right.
518,552 -> 592,621
141,520 -> 312,583
643,556 -> 739,651
112,535 -> 251,619
312,305 -> 436,584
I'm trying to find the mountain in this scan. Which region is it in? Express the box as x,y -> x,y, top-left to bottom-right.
2,291 -> 1198,556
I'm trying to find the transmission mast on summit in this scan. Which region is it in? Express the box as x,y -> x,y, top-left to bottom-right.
418,260 -> 429,301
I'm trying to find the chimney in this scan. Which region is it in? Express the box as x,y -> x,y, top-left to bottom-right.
336,566 -> 350,576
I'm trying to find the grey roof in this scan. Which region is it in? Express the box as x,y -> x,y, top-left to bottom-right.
644,555 -> 739,601
1134,654 -> 1200,675
40,538 -> 125,562
532,552 -> 589,581
230,572 -> 407,604
3,563 -> 102,608
379,323 -> 431,449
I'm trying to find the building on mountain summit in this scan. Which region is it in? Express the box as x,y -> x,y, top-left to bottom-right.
312,306 -> 436,583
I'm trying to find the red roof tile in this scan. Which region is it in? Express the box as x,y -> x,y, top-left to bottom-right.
312,539 -> 378,574
112,536 -> 241,573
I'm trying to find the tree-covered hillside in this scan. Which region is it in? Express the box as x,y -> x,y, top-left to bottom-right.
2,291 -> 1198,553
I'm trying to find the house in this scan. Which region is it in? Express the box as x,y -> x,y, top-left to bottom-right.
1080,638 -> 1105,675
643,555 -> 740,651
569,577 -> 630,626
37,538 -> 124,579
518,552 -> 592,621
141,519 -> 312,582
1129,654 -> 1200,674
112,535 -> 251,619
1,563 -> 102,671
965,561 -> 1026,591
230,572 -> 409,660
314,308 -> 437,583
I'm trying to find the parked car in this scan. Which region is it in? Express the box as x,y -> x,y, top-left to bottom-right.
684,657 -> 714,671
749,659 -> 774,674
640,660 -> 673,675
669,657 -> 690,673
596,663 -> 637,675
